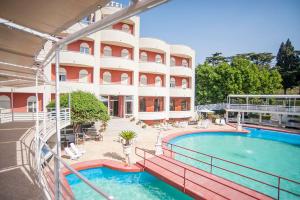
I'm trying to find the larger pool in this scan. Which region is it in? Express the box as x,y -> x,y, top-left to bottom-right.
66,167 -> 192,200
169,128 -> 300,199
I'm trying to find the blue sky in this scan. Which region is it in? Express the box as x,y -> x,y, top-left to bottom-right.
128,0 -> 300,64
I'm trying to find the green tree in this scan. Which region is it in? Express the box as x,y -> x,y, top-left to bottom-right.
195,57 -> 282,104
205,52 -> 227,66
276,39 -> 300,94
47,91 -> 109,131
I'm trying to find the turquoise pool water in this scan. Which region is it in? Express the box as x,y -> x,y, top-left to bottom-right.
170,128 -> 300,199
66,167 -> 192,200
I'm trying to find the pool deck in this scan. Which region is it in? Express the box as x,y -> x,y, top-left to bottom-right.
137,155 -> 273,200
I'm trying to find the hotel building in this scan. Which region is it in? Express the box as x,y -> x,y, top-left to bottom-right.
0,3 -> 195,124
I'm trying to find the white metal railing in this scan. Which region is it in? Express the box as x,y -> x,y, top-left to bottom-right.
0,108 -> 12,123
34,108 -> 113,200
228,104 -> 300,114
196,103 -> 227,111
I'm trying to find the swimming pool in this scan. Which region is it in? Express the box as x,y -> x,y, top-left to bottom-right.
169,128 -> 300,199
66,167 -> 192,200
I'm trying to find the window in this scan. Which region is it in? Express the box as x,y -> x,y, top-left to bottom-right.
27,96 -> 37,112
59,68 -> 66,81
140,52 -> 148,62
171,57 -> 176,66
155,54 -> 162,63
79,69 -> 88,83
181,99 -> 188,111
170,77 -> 176,88
103,46 -> 112,57
169,98 -> 175,111
121,24 -> 130,33
121,49 -> 129,59
182,79 -> 187,89
121,73 -> 129,85
140,75 -> 147,86
103,71 -> 111,84
125,96 -> 133,116
155,76 -> 162,87
154,98 -> 161,112
182,59 -> 188,67
0,95 -> 10,109
79,43 -> 90,54
139,98 -> 146,112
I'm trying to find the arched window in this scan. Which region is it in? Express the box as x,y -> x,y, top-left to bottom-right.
121,73 -> 129,85
59,68 -> 66,81
103,46 -> 112,57
140,75 -> 147,86
103,71 -> 111,84
155,76 -> 162,87
140,52 -> 148,62
171,57 -> 176,66
79,69 -> 88,83
121,24 -> 130,33
27,96 -> 37,112
155,54 -> 162,63
0,95 -> 10,109
182,59 -> 188,67
121,49 -> 129,59
170,77 -> 176,88
79,42 -> 90,54
182,79 -> 187,89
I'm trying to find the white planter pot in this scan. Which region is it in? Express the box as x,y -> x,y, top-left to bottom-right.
123,144 -> 132,155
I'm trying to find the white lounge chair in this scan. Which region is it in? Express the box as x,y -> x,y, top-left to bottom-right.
196,120 -> 209,129
215,118 -> 221,125
70,143 -> 86,156
179,121 -> 188,128
65,147 -> 80,160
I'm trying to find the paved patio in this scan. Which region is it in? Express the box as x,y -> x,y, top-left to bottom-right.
0,121 -> 43,200
63,118 -> 237,165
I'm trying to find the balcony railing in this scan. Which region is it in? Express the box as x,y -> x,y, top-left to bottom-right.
228,104 -> 300,114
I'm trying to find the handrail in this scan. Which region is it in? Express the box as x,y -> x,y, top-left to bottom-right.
135,147 -> 262,200
40,140 -> 114,200
163,141 -> 300,199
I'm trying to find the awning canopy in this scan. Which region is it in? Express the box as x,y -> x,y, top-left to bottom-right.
0,0 -> 110,87
0,0 -> 109,35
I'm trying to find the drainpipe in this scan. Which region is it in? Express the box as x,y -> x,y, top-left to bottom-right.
54,47 -> 62,200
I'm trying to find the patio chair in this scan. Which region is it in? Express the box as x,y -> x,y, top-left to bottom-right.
179,121 -> 188,128
70,143 -> 86,156
65,147 -> 80,160
196,120 -> 209,129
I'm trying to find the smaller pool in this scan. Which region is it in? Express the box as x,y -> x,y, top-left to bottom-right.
66,167 -> 192,200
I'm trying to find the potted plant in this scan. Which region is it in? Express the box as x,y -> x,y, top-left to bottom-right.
119,130 -> 137,166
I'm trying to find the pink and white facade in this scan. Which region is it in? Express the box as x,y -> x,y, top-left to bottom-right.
0,4 -> 195,124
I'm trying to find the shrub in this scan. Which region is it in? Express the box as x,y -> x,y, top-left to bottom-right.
119,130 -> 136,145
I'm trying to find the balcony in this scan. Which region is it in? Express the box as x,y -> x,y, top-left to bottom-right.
169,110 -> 193,119
139,61 -> 168,74
170,87 -> 193,97
51,80 -> 94,93
60,51 -> 94,67
140,38 -> 169,53
170,66 -> 193,77
170,44 -> 195,58
138,85 -> 167,96
99,83 -> 135,95
101,29 -> 137,47
138,111 -> 167,120
101,56 -> 137,71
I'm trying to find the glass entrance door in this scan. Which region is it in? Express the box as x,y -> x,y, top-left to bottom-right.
109,96 -> 119,117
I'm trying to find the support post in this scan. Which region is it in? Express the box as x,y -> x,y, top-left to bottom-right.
54,48 -> 61,200
35,73 -> 40,175
236,112 -> 242,131
10,88 -> 14,121
259,113 -> 262,124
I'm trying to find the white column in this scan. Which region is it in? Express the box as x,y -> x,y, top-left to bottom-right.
54,48 -> 61,200
10,88 -> 14,121
133,17 -> 140,119
165,47 -> 170,120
